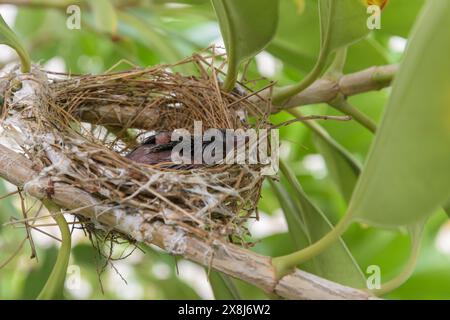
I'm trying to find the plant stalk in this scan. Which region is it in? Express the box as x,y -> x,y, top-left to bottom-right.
37,201 -> 71,300
272,214 -> 352,278
331,99 -> 377,133
272,49 -> 329,105
369,224 -> 423,296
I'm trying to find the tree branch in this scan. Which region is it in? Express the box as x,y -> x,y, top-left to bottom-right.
0,143 -> 375,300
270,64 -> 398,112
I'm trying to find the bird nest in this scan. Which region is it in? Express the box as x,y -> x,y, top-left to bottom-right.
0,54 -> 273,246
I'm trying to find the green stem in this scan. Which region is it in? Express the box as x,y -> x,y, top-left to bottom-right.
272,214 -> 352,278
369,225 -> 423,296
273,49 -> 329,105
331,100 -> 377,134
272,160 -> 355,278
223,53 -> 239,92
326,47 -> 377,134
37,201 -> 71,300
15,46 -> 31,73
0,14 -> 31,73
223,68 -> 238,93
326,47 -> 348,78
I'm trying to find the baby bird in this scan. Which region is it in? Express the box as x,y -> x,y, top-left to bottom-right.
126,130 -> 245,170
126,132 -> 190,169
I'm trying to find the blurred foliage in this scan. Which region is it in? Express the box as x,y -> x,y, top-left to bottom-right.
0,0 -> 449,300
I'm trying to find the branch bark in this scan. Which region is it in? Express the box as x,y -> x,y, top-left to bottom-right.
0,143 -> 375,300
269,64 -> 398,112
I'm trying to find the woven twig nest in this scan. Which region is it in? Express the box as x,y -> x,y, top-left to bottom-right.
0,55 -> 272,245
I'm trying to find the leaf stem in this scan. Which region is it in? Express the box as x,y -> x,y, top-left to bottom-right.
369,224 -> 423,296
0,14 -> 31,73
272,49 -> 329,105
223,55 -> 239,92
272,213 -> 352,278
331,99 -> 377,134
37,201 -> 71,300
326,47 -> 348,78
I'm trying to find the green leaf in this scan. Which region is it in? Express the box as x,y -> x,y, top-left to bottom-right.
211,0 -> 279,90
319,0 -> 370,55
209,270 -> 242,300
0,14 -> 31,72
89,0 -> 118,36
347,0 -> 450,228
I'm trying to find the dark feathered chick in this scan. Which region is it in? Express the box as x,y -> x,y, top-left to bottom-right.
126,130 -> 247,170
126,132 -> 183,167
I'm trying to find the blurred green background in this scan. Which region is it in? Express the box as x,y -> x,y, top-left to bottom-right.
0,0 -> 449,300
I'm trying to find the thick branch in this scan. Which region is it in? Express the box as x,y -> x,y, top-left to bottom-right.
0,144 -> 375,300
270,64 -> 398,112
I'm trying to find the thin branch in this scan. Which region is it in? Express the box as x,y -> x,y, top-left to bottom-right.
0,143 -> 376,300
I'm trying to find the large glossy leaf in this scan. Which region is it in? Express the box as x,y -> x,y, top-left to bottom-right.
0,14 -> 30,72
211,0 -> 279,90
319,0 -> 369,55
347,0 -> 450,228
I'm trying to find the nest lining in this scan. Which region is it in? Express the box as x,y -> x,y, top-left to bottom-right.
0,55 -> 272,247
